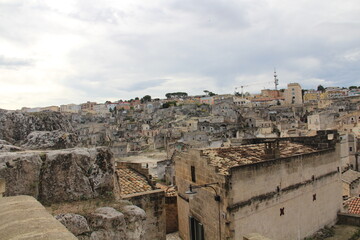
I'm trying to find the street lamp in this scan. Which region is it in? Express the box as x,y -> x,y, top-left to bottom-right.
185,182 -> 221,240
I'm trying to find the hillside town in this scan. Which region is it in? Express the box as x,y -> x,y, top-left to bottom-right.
1,82 -> 360,240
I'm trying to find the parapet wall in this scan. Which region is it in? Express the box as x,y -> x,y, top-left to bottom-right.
0,195 -> 76,240
241,130 -> 339,149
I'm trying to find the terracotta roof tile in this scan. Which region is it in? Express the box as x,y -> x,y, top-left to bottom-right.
156,183 -> 177,197
346,197 -> 360,215
117,168 -> 153,195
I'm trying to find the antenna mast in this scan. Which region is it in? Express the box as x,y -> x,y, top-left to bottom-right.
274,68 -> 279,90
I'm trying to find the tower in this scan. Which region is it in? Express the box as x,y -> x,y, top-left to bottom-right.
274,68 -> 279,90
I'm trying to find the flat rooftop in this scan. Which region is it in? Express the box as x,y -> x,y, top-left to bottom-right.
202,141 -> 318,175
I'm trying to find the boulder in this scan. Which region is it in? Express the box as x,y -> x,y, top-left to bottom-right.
122,205 -> 146,240
88,207 -> 126,240
21,130 -> 78,150
0,152 -> 42,198
39,147 -> 119,203
55,213 -> 91,236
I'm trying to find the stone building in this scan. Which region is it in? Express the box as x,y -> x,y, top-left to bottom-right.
284,83 -> 303,105
174,131 -> 341,240
307,111 -> 338,131
341,169 -> 360,199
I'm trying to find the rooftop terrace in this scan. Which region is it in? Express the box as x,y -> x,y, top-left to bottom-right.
202,141 -> 318,175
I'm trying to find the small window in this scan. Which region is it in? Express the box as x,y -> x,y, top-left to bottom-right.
191,166 -> 196,182
280,207 -> 285,216
350,147 -> 353,152
313,194 -> 316,201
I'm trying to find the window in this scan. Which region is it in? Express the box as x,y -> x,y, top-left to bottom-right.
191,166 -> 196,182
189,216 -> 204,240
280,207 -> 285,216
350,147 -> 353,152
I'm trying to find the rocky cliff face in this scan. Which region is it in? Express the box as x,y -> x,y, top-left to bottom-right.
56,206 -> 146,240
0,111 -> 74,143
0,147 -> 119,203
21,130 -> 78,150
0,140 -> 23,152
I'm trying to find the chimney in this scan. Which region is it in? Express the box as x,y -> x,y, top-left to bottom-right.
264,139 -> 280,159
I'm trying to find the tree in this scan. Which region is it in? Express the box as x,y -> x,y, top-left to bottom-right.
349,86 -> 358,90
204,90 -> 216,96
165,92 -> 188,99
135,97 -> 139,100
317,85 -> 325,92
141,95 -> 151,103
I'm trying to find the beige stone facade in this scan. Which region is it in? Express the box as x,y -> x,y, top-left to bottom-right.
175,132 -> 342,240
284,83 -> 303,105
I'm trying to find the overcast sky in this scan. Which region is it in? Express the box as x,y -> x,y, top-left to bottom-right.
1,0 -> 359,109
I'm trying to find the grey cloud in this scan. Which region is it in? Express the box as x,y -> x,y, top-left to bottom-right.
168,0 -> 250,30
0,56 -> 32,68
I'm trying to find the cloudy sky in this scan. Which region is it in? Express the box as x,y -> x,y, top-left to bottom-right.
1,0 -> 359,109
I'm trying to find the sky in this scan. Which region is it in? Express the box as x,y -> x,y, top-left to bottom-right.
0,0 -> 359,110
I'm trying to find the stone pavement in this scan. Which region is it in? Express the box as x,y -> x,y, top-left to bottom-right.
166,232 -> 182,240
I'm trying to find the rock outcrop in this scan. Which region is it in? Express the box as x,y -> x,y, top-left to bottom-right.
55,213 -> 91,236
0,139 -> 23,152
56,206 -> 146,240
39,147 -> 118,203
0,147 -> 119,203
0,152 -> 42,198
0,111 -> 74,143
88,207 -> 126,240
21,130 -> 78,150
122,205 -> 147,240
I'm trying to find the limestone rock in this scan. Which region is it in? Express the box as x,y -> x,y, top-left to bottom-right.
39,147 -> 118,203
55,213 -> 91,236
21,130 -> 78,150
0,139 -> 23,152
88,207 -> 126,240
0,111 -> 74,143
0,152 -> 42,198
122,205 -> 146,240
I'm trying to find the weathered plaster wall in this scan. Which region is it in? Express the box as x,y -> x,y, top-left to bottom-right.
229,149 -> 342,240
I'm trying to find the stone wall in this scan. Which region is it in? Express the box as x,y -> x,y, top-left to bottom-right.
174,149 -> 226,240
165,196 -> 178,233
337,213 -> 360,226
123,189 -> 166,240
0,195 -> 77,240
229,148 -> 342,240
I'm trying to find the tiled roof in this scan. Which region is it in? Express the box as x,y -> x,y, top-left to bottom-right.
156,183 -> 177,197
346,197 -> 360,215
202,141 -> 317,175
117,168 -> 153,195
